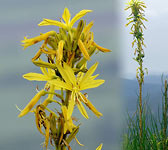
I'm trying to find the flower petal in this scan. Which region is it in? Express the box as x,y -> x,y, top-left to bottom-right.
80,79 -> 104,90
70,9 -> 92,27
76,98 -> 89,119
56,64 -> 72,86
49,79 -> 72,90
93,41 -> 111,52
63,63 -> 76,85
80,93 -> 103,118
67,92 -> 75,120
62,8 -> 71,24
18,90 -> 46,117
23,73 -> 49,81
38,18 -> 67,29
80,62 -> 98,85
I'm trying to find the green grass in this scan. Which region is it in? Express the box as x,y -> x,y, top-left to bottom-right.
122,78 -> 168,150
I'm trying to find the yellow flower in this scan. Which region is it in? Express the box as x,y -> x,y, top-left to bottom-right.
61,105 -> 76,134
38,8 -> 92,30
21,31 -> 56,49
49,62 -> 104,119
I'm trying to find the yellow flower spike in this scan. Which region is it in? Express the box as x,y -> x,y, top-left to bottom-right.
78,39 -> 90,60
92,41 -> 111,53
56,40 -> 65,63
38,8 -> 92,30
96,143 -> 103,150
18,90 -> 46,117
21,31 -> 56,49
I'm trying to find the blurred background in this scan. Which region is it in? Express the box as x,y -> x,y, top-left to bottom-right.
1,0 -> 168,149
0,0 -> 122,150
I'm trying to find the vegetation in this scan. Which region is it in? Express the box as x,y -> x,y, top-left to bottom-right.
123,0 -> 168,150
17,1 -> 168,150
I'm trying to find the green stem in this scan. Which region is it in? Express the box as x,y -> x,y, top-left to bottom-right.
163,79 -> 167,150
139,81 -> 143,149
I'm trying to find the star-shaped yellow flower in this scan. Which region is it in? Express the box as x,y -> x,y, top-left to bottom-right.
38,8 -> 92,30
49,62 -> 104,119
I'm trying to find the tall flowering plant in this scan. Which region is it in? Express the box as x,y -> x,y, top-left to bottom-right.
18,8 -> 111,150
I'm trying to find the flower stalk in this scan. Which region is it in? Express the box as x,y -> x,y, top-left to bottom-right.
125,0 -> 147,149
